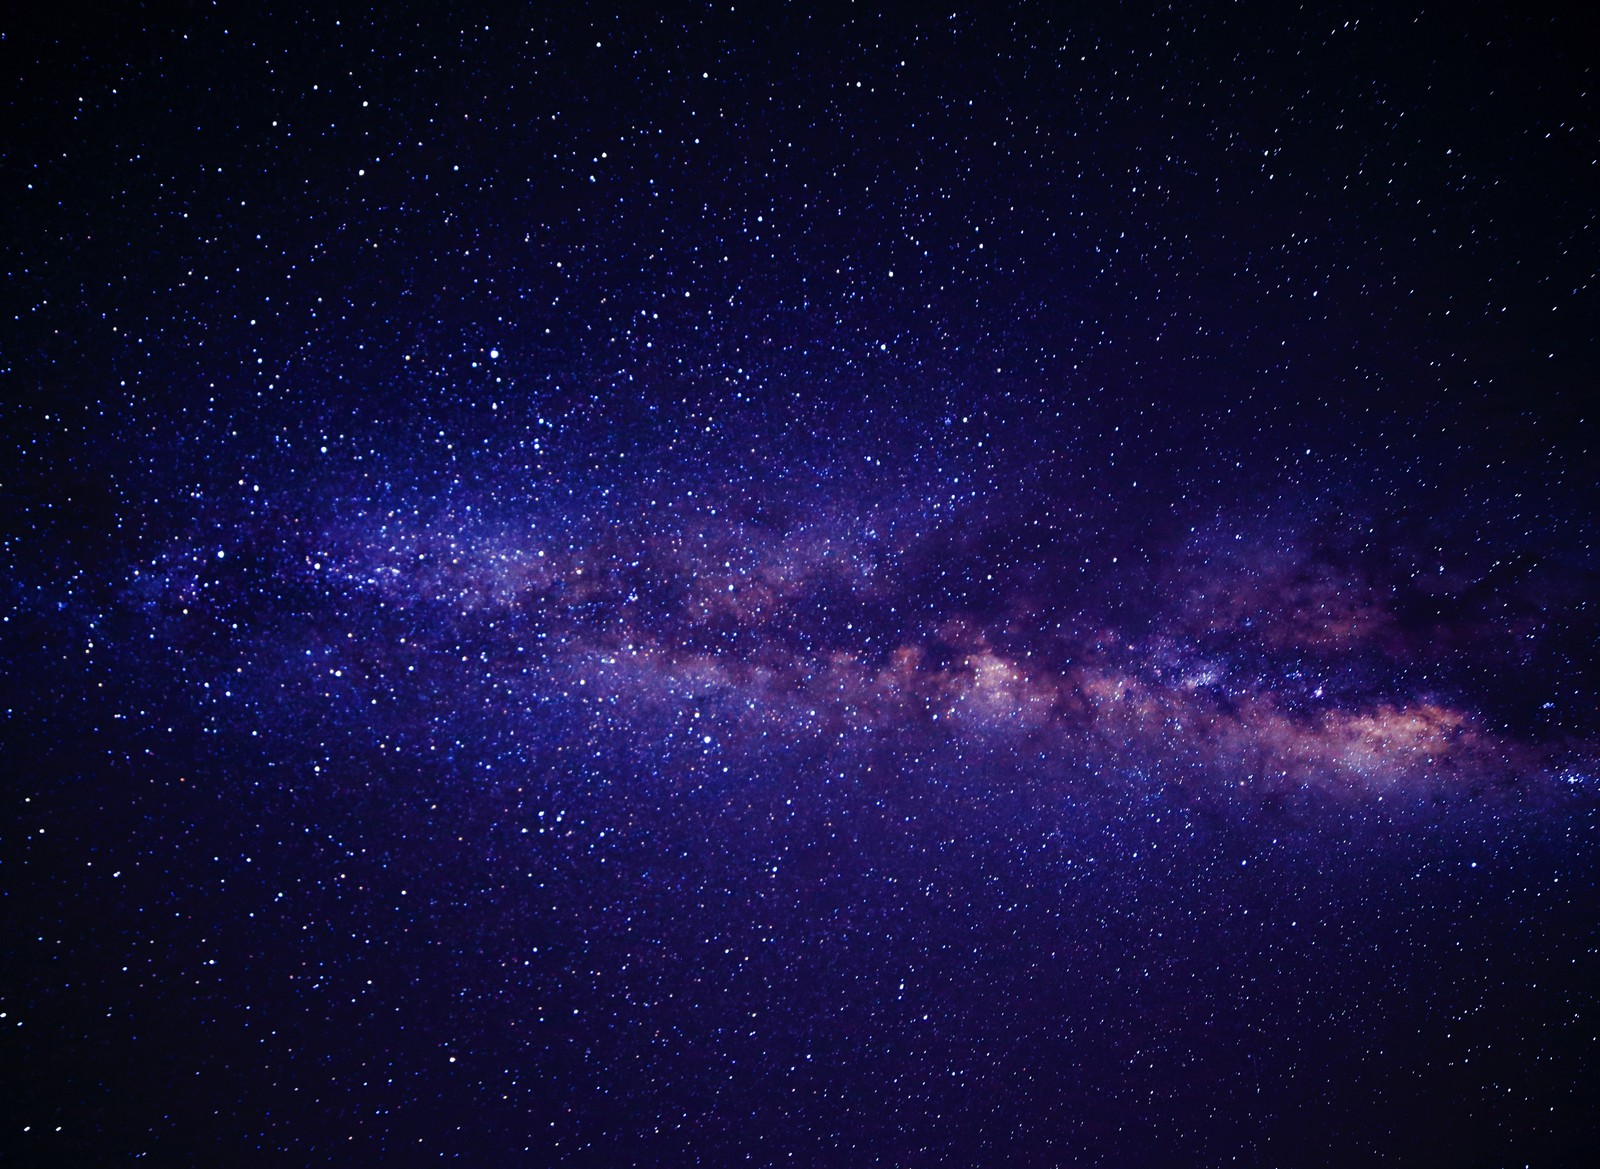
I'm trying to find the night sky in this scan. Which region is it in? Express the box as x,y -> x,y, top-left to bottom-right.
4,2 -> 1599,1165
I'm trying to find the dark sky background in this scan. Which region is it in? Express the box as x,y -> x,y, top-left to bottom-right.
4,2 -> 1598,1166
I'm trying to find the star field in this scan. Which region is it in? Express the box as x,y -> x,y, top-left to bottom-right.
4,3 -> 1599,1166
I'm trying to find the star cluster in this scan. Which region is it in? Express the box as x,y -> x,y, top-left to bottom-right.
4,3 -> 1599,1167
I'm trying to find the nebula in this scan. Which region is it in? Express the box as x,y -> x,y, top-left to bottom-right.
7,4 -> 1598,1166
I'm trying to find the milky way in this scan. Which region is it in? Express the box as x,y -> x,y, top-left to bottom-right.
5,4 -> 1599,1167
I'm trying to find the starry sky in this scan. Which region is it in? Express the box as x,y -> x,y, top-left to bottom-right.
4,2 -> 1599,1165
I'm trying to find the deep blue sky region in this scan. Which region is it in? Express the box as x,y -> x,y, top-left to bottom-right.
4,2 -> 1599,1166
